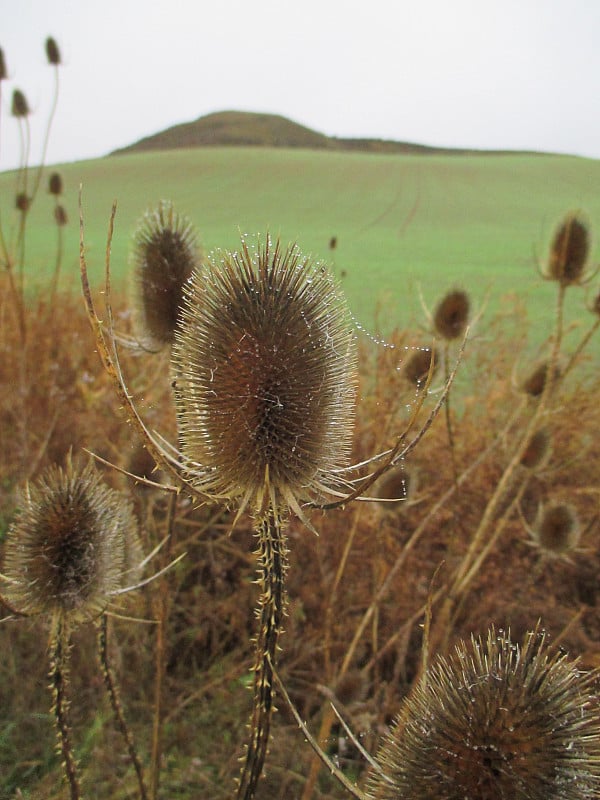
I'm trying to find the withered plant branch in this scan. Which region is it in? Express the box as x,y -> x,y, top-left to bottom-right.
272,667 -> 365,800
98,614 -> 148,800
150,491 -> 177,800
236,508 -> 288,800
78,193 -> 195,499
31,62 -> 60,201
562,315 -> 600,380
49,615 -> 81,800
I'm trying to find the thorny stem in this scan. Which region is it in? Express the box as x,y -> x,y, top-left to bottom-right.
50,615 -> 81,800
98,614 -> 148,800
236,508 -> 288,800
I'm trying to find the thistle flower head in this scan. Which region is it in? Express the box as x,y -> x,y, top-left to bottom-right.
45,36 -> 61,65
433,289 -> 470,341
131,201 -> 200,351
366,627 -> 600,800
2,459 -> 139,624
546,212 -> 591,286
11,88 -> 29,117
532,502 -> 580,559
171,235 -> 358,514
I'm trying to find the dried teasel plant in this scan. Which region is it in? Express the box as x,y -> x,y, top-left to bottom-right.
0,456 -> 156,800
526,502 -> 583,562
432,288 -> 471,342
129,200 -> 201,352
80,202 -> 462,800
540,211 -> 597,288
364,626 -> 600,800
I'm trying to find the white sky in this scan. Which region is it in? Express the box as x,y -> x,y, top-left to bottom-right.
1,0 -> 599,171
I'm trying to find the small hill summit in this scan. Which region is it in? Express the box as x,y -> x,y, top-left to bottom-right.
111,110 -> 513,157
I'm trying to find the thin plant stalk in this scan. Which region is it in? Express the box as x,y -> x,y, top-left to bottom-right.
150,492 -> 177,800
236,507 -> 288,800
50,614 -> 81,800
98,614 -> 148,800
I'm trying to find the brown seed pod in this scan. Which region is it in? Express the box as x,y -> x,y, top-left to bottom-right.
45,36 -> 61,65
533,503 -> 580,558
520,360 -> 561,398
54,204 -> 68,226
11,88 -> 29,117
15,193 -> 30,212
0,48 -> 6,81
1,459 -> 138,624
433,289 -> 470,341
48,172 -> 63,195
375,464 -> 418,507
546,212 -> 591,286
365,627 -> 600,800
520,428 -> 552,470
329,235 -> 338,250
131,201 -> 201,351
403,346 -> 438,387
171,235 -> 358,513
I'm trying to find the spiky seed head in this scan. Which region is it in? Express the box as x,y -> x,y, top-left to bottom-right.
521,360 -> 560,398
533,503 -> 580,558
0,48 -> 6,81
54,204 -> 68,226
365,627 -> 600,800
11,88 -> 29,117
49,172 -> 63,195
520,428 -> 552,470
1,459 -> 138,624
375,464 -> 418,508
329,236 -> 338,250
403,346 -> 438,387
15,193 -> 30,212
45,36 -> 61,65
433,289 -> 470,341
131,201 -> 200,351
171,235 -> 358,513
547,212 -> 591,286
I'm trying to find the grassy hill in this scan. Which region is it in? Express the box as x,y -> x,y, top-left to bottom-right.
110,110 -> 539,157
2,145 -> 599,353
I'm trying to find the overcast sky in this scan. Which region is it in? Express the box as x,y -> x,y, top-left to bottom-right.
1,0 -> 599,171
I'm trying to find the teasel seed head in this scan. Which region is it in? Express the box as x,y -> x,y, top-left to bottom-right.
131,200 -> 201,351
532,502 -> 580,559
1,458 -> 138,624
521,360 -> 561,398
45,36 -> 61,66
433,289 -> 470,341
520,427 -> 552,470
48,172 -> 63,196
11,88 -> 29,117
546,211 -> 591,286
403,346 -> 438,387
54,204 -> 68,226
365,627 -> 600,800
0,48 -> 6,81
172,235 -> 358,514
15,192 -> 30,212
375,464 -> 418,508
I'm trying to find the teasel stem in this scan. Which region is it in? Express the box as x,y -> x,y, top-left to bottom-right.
150,492 -> 177,800
442,341 -> 459,487
49,614 -> 81,800
98,614 -> 148,800
31,59 -> 60,201
563,315 -> 600,379
236,506 -> 288,800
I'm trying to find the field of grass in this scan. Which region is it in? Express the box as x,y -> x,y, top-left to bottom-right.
2,146 -> 599,350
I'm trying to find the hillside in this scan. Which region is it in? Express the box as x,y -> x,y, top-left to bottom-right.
110,110 -> 540,157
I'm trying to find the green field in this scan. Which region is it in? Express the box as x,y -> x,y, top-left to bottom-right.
2,146 -> 600,347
